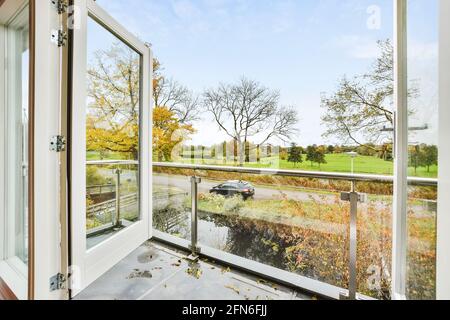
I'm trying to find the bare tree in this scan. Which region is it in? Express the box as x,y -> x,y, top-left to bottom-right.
153,60 -> 200,124
203,77 -> 298,166
321,39 -> 418,150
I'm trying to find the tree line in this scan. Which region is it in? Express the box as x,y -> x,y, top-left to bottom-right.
409,144 -> 438,173
287,144 -> 327,168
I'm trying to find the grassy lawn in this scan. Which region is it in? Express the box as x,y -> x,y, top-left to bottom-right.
87,151 -> 130,161
175,154 -> 438,178
88,151 -> 437,178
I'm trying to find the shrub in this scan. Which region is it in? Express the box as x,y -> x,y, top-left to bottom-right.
223,195 -> 245,214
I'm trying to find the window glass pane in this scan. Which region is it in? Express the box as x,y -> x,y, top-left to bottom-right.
407,0 -> 438,300
85,17 -> 141,249
3,4 -> 30,271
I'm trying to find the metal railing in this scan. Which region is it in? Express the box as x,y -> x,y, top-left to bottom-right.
87,160 -> 139,229
152,162 -> 437,300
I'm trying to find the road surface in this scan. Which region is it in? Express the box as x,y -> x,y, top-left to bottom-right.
153,173 -> 349,204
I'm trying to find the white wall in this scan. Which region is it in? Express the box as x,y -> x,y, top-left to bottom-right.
437,0 -> 450,300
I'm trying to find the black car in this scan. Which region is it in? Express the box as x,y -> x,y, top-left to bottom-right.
209,180 -> 255,200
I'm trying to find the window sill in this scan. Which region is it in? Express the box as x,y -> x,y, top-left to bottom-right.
0,258 -> 27,300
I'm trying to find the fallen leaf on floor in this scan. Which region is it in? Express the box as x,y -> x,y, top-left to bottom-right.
127,270 -> 152,279
221,267 -> 231,274
171,263 -> 181,267
225,285 -> 240,295
257,279 -> 267,285
186,268 -> 203,279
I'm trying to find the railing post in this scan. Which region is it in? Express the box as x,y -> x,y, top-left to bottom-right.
340,180 -> 367,300
189,176 -> 202,258
114,168 -> 123,228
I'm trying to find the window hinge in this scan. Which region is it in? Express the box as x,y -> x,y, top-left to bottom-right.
50,135 -> 66,152
51,29 -> 68,47
50,273 -> 66,291
51,0 -> 68,14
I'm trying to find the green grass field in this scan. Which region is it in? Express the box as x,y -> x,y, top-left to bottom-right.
175,154 -> 438,178
88,151 -> 437,178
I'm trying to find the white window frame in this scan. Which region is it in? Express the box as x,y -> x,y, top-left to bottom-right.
0,0 -> 67,301
32,0 -> 67,300
70,0 -> 152,296
391,0 -> 408,300
0,0 -> 29,301
437,0 -> 450,300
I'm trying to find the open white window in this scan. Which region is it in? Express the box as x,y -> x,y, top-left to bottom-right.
70,0 -> 152,296
0,0 -> 30,300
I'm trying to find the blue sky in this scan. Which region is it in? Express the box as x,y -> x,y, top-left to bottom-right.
95,0 -> 438,147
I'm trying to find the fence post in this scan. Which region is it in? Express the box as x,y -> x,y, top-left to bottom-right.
114,168 -> 123,228
189,176 -> 202,258
340,180 -> 367,300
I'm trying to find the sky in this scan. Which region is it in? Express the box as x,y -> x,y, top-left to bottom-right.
94,0 -> 439,147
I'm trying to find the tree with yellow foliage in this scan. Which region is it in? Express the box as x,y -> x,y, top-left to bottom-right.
87,43 -> 198,162
153,106 -> 194,161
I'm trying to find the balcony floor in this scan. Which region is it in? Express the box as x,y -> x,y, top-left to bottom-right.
74,240 -> 314,300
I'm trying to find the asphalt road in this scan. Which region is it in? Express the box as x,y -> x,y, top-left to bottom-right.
153,173 -> 344,204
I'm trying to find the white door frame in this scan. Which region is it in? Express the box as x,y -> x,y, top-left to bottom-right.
0,0 -> 65,300
70,0 -> 152,296
0,0 -> 29,300
33,0 -> 67,300
437,0 -> 450,300
391,0 -> 408,300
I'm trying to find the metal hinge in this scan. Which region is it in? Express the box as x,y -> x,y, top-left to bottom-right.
51,29 -> 68,47
51,0 -> 68,14
50,273 -> 66,291
50,135 -> 66,152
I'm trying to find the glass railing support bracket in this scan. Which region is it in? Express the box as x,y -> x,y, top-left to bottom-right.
190,176 -> 202,256
340,184 -> 367,300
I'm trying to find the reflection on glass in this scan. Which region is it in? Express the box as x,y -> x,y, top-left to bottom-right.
85,17 -> 141,248
407,0 -> 438,300
356,181 -> 393,299
153,168 -> 354,290
152,171 -> 192,241
86,163 -> 139,249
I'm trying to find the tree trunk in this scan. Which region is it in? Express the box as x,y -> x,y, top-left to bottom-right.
245,140 -> 250,163
238,139 -> 245,167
